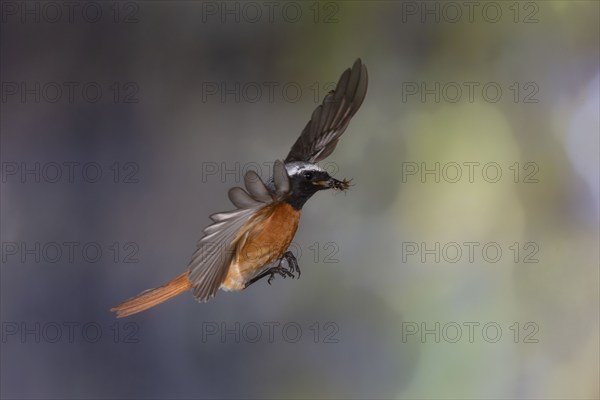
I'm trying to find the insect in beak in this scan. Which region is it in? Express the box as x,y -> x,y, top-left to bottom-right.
314,177 -> 353,191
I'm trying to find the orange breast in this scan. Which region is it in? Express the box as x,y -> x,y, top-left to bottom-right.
221,202 -> 301,291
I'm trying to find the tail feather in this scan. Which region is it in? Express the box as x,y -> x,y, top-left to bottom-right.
111,272 -> 192,318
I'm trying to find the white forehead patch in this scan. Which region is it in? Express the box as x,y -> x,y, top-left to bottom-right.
285,162 -> 324,176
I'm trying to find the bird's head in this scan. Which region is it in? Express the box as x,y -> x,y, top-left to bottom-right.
284,162 -> 352,209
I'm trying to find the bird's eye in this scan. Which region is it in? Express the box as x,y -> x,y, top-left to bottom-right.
303,171 -> 314,180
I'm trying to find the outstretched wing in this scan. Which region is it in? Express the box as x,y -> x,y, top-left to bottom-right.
187,160 -> 290,301
285,59 -> 368,163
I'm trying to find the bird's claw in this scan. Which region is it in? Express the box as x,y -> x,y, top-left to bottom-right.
283,251 -> 300,278
244,251 -> 301,288
267,266 -> 294,285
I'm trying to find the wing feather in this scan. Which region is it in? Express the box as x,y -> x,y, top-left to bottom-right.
285,59 -> 368,163
188,207 -> 255,301
272,160 -> 290,196
244,171 -> 273,202
228,187 -> 263,209
187,163 -> 290,301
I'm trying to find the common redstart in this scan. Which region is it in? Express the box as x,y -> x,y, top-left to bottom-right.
111,59 -> 368,317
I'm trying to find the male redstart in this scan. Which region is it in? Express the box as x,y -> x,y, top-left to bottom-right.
111,59 -> 368,317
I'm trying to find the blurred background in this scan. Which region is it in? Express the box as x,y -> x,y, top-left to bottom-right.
1,1 -> 598,399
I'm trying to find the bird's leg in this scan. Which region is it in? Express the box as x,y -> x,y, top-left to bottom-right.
244,265 -> 293,288
282,251 -> 300,278
244,251 -> 300,288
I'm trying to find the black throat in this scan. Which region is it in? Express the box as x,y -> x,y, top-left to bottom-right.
284,176 -> 322,210
284,191 -> 316,210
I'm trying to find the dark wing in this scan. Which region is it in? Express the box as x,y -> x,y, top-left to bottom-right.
187,161 -> 290,301
285,59 -> 368,163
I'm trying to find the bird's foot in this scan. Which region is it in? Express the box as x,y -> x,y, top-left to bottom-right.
282,251 -> 300,278
266,265 -> 295,285
244,251 -> 301,288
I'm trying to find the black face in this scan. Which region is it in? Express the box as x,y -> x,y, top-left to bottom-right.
285,169 -> 347,210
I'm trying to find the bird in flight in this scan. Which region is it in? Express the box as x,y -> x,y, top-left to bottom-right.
111,59 -> 368,317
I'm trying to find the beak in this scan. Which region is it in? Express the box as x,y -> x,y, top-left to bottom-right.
313,177 -> 353,191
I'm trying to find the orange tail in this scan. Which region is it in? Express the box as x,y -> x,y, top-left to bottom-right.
111,272 -> 192,318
